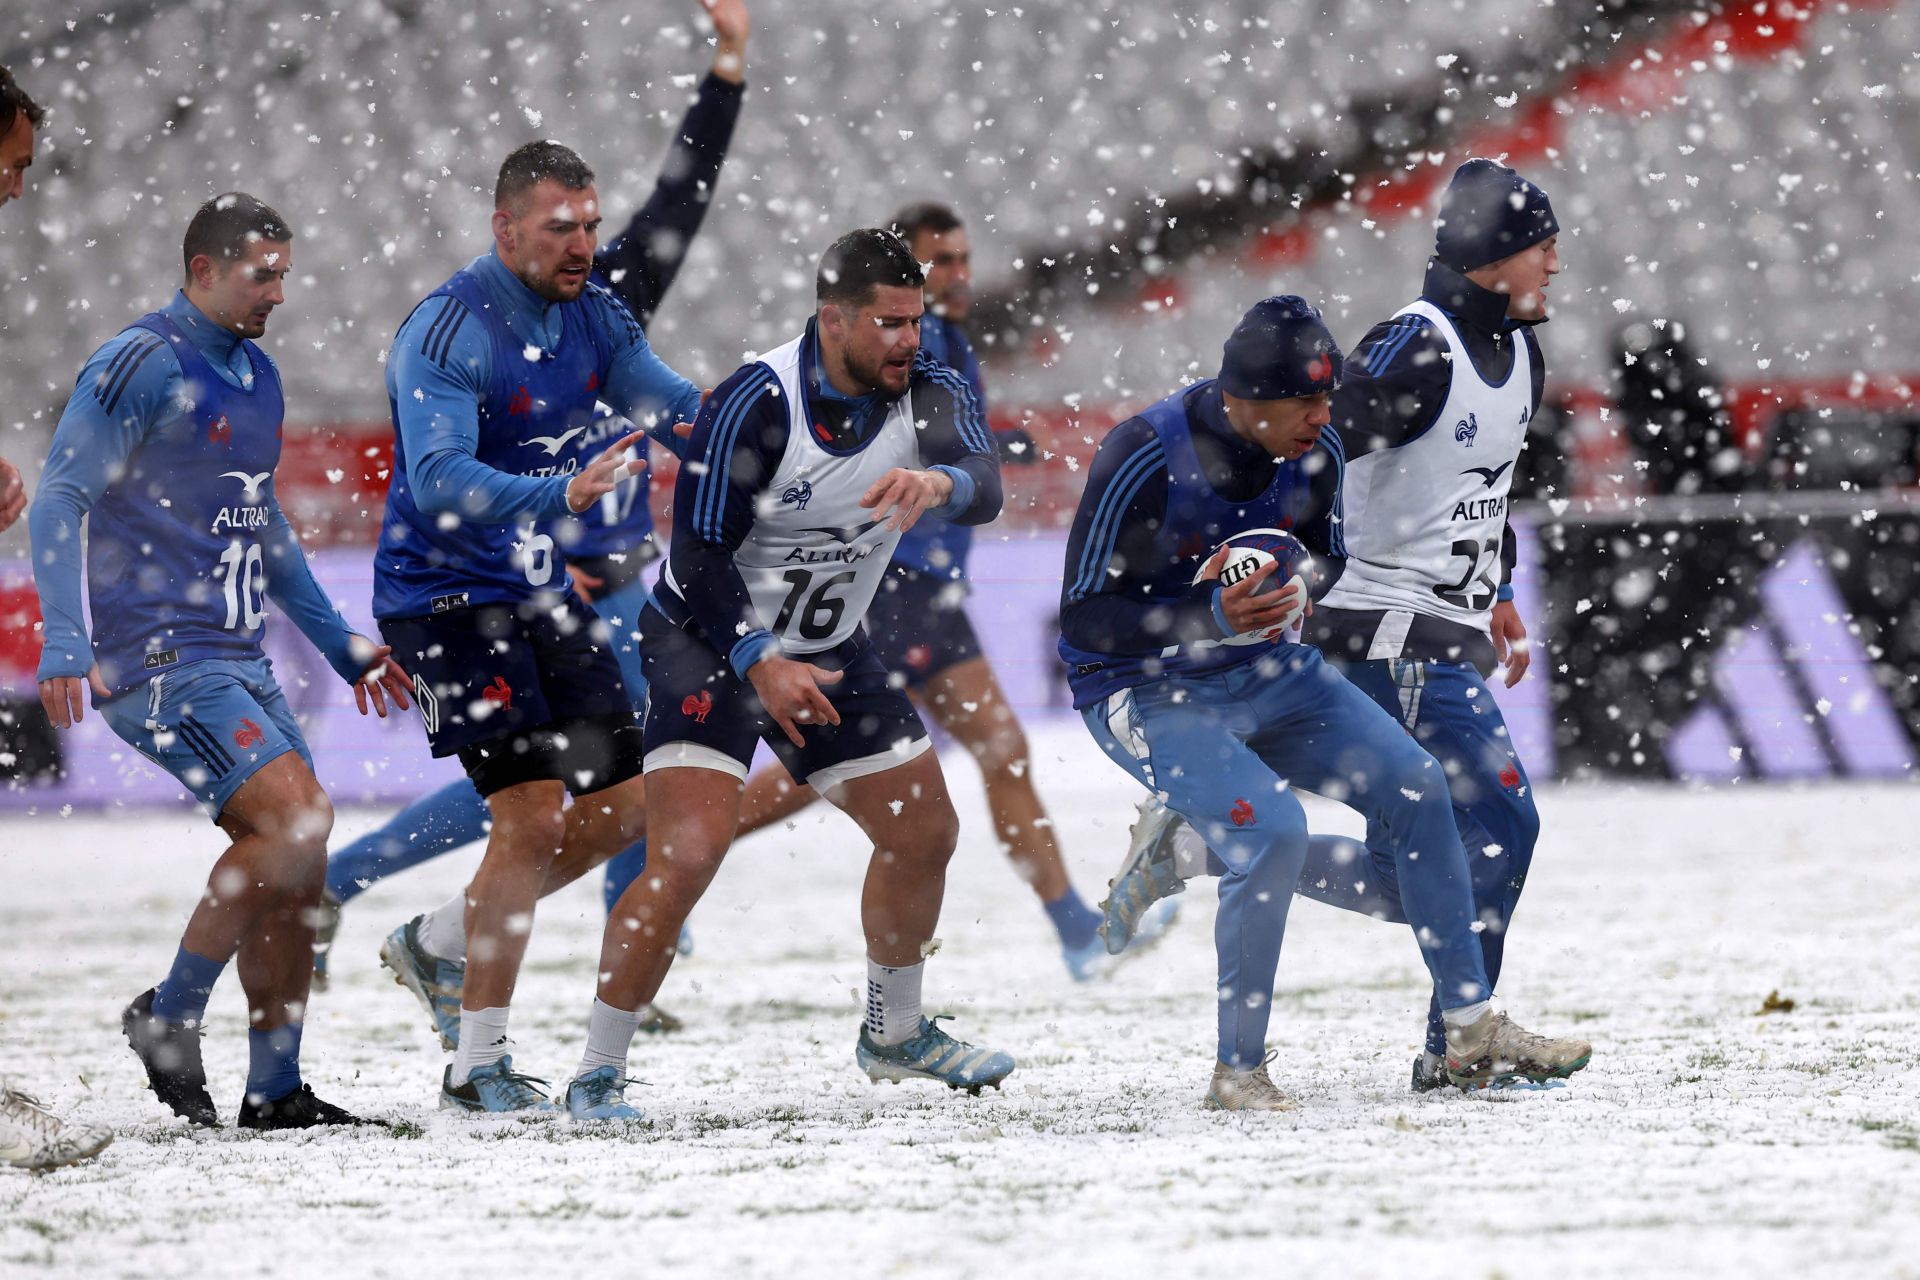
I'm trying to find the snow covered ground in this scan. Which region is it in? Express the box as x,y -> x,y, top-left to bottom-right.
3,721 -> 1918,1278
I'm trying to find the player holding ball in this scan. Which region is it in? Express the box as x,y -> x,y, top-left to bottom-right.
1059,297 -> 1585,1110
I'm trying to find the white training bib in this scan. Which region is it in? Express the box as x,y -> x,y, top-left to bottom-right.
1318,299 -> 1535,634
729,334 -> 921,654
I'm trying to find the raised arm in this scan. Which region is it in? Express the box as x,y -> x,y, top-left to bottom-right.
592,37 -> 746,324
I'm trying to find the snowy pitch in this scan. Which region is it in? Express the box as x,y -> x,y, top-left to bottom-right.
3,721 -> 1917,1277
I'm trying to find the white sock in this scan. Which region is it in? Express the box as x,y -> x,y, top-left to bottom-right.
450,1006 -> 511,1086
864,959 -> 924,1047
1442,999 -> 1492,1031
577,999 -> 644,1079
418,891 -> 468,963
1171,825 -> 1211,880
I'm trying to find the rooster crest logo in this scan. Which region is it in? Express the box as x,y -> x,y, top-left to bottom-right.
1306,352 -> 1333,385
1230,798 -> 1254,827
681,690 -> 714,724
481,676 -> 513,710
233,718 -> 265,749
1454,413 -> 1479,446
781,480 -> 814,510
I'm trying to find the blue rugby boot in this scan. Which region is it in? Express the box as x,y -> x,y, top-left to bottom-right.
1099,797 -> 1189,955
379,916 -> 464,1050
1065,897 -> 1181,980
563,1066 -> 643,1121
440,1058 -> 556,1114
856,1016 -> 1015,1095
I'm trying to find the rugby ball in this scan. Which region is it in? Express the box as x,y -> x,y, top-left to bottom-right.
1191,527 -> 1313,644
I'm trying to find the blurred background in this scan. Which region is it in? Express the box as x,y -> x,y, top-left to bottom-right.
2,0 -> 1916,805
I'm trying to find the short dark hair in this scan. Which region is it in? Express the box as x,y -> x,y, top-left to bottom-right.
890,201 -> 963,246
495,141 -> 595,211
816,228 -> 924,309
0,65 -> 45,136
182,192 -> 293,280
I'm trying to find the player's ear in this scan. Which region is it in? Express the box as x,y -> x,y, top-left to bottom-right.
818,303 -> 845,341
490,206 -> 514,251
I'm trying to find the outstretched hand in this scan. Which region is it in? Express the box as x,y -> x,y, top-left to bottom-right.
566,430 -> 647,514
860,467 -> 952,533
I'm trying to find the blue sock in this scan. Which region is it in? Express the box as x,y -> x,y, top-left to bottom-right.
1043,886 -> 1101,951
149,945 -> 227,1025
326,779 -> 492,904
245,1023 -> 303,1103
602,839 -> 648,915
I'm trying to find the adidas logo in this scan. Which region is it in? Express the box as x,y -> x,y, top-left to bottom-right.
1668,539 -> 1914,780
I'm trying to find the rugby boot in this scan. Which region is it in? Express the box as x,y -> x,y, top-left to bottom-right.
440,1057 -> 557,1114
1445,1009 -> 1592,1089
1099,796 -> 1188,955
239,1084 -> 380,1130
1064,899 -> 1181,980
379,916 -> 465,1050
562,1066 -> 643,1121
856,1016 -> 1015,1095
122,989 -> 217,1127
1204,1053 -> 1298,1113
0,1081 -> 112,1170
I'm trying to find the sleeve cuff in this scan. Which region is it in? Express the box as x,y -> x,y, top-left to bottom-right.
928,465 -> 975,519
34,639 -> 94,683
1209,587 -> 1235,638
1496,584 -> 1516,603
728,630 -> 781,679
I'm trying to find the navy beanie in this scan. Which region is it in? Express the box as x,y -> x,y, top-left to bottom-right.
1434,158 -> 1559,272
1217,295 -> 1343,400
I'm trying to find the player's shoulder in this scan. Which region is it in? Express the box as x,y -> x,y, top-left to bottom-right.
81,322 -> 182,416
1096,411 -> 1165,461
1348,312 -> 1448,380
710,359 -> 783,406
393,293 -> 485,373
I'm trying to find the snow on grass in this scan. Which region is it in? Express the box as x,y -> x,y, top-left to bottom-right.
3,721 -> 1918,1277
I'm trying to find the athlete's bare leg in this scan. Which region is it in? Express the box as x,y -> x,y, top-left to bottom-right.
916,655 -> 1069,903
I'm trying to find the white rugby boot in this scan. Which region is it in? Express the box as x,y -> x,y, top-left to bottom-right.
1444,1009 -> 1592,1089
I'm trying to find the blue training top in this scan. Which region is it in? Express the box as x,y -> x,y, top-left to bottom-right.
31,292 -> 362,697
889,313 -> 989,582
372,250 -> 701,620
1057,379 -> 1341,709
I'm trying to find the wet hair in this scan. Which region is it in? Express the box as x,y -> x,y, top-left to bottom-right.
495,141 -> 595,211
181,192 -> 293,280
0,65 -> 46,136
816,228 -> 925,309
889,201 -> 964,247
